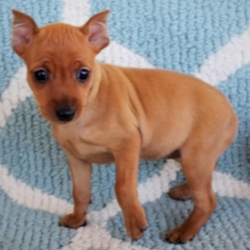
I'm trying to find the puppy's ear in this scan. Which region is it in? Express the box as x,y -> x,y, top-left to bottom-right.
80,10 -> 110,53
11,9 -> 39,56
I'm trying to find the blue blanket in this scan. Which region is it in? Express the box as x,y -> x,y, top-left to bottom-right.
1,0 -> 250,249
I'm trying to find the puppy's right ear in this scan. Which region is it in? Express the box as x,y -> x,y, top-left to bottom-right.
11,10 -> 39,56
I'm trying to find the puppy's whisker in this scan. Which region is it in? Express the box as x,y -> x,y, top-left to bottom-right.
82,105 -> 99,113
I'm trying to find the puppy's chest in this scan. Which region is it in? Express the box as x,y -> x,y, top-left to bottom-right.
53,125 -> 114,164
68,140 -> 114,164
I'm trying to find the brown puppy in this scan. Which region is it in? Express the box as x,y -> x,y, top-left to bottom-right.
11,10 -> 238,243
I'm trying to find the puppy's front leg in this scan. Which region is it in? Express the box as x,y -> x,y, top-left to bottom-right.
114,136 -> 148,240
60,151 -> 91,228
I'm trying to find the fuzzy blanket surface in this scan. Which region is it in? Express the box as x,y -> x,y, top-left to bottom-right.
1,0 -> 250,249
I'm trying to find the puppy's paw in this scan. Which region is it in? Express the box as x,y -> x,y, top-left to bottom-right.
168,183 -> 192,201
124,207 -> 148,240
166,225 -> 195,244
59,213 -> 87,229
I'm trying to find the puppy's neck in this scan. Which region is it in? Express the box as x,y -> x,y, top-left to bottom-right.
87,60 -> 104,103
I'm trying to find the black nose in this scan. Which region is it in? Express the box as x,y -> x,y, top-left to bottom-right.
55,107 -> 75,122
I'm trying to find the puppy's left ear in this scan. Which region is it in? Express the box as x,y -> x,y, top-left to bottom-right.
80,10 -> 110,53
11,9 -> 39,56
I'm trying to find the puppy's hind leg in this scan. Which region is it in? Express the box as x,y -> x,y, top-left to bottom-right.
166,145 -> 218,244
166,110 -> 237,243
167,154 -> 193,201
168,183 -> 192,201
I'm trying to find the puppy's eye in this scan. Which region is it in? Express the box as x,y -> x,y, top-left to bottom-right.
33,69 -> 48,83
77,69 -> 89,82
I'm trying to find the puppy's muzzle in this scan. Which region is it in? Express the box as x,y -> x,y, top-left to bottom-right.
55,107 -> 75,122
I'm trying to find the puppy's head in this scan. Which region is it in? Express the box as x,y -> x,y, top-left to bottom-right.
11,10 -> 110,123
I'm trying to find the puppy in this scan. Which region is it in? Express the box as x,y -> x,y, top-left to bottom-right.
11,9 -> 238,243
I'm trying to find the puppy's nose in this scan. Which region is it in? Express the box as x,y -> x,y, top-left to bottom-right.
55,107 -> 75,122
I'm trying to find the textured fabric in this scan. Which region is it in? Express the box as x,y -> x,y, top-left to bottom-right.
1,0 -> 250,249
